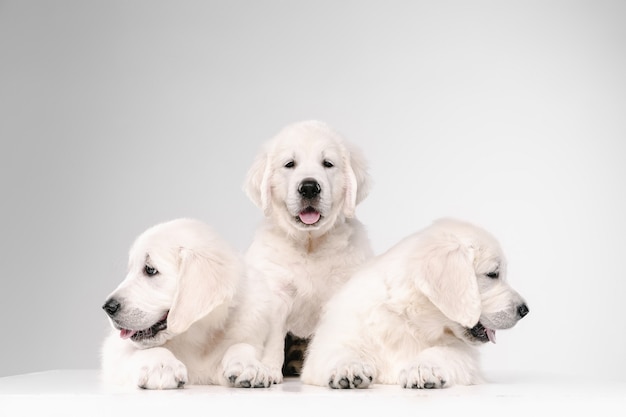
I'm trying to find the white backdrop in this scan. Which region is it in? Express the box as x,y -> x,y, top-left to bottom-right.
1,1 -> 625,380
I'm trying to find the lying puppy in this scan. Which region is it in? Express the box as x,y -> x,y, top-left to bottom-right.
301,218 -> 529,389
101,218 -> 269,389
222,121 -> 373,386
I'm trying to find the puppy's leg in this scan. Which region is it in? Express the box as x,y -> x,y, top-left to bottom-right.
133,347 -> 188,389
399,344 -> 481,389
221,343 -> 274,388
301,355 -> 376,389
300,303 -> 376,388
219,285 -> 289,387
260,317 -> 289,383
301,343 -> 376,389
399,361 -> 448,389
327,360 -> 376,389
101,333 -> 187,389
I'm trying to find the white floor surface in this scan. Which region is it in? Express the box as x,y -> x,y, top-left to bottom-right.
1,369 -> 625,416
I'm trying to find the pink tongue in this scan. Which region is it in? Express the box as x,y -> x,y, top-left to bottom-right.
486,328 -> 496,344
299,209 -> 321,225
120,329 -> 137,340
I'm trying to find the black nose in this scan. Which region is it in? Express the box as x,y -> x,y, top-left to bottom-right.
298,179 -> 321,199
517,303 -> 529,318
102,299 -> 121,317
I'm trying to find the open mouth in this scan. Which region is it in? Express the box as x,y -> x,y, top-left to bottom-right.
119,312 -> 168,342
468,322 -> 496,344
297,206 -> 321,225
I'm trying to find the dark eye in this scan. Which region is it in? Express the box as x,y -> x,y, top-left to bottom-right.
322,159 -> 334,168
144,265 -> 158,276
486,271 -> 499,279
284,160 -> 295,168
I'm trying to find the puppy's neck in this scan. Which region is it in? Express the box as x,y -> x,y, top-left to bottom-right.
304,233 -> 325,253
280,228 -> 328,252
291,217 -> 354,253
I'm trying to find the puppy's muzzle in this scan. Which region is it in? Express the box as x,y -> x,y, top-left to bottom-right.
298,179 -> 321,200
102,298 -> 121,318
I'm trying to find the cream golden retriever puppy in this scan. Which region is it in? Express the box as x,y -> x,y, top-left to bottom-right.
301,218 -> 529,389
101,218 -> 275,389
222,121 -> 373,386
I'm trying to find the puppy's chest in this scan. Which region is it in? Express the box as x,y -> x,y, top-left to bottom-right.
274,240 -> 352,285
282,256 -> 353,336
283,256 -> 347,300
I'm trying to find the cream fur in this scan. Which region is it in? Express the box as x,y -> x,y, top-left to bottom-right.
301,218 -> 529,389
223,121 -> 374,385
100,218 -> 276,389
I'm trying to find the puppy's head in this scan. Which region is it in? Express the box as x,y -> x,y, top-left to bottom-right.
102,218 -> 240,349
244,121 -> 371,236
414,218 -> 529,345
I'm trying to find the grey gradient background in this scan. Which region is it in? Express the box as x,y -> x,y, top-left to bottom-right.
1,1 -> 625,380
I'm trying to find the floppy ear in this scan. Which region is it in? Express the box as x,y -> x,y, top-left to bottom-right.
243,149 -> 272,216
167,248 -> 238,334
343,142 -> 372,218
415,241 -> 481,328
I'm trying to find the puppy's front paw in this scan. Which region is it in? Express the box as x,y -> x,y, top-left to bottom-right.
268,366 -> 283,385
399,363 -> 448,389
223,358 -> 274,388
328,361 -> 375,389
135,356 -> 188,390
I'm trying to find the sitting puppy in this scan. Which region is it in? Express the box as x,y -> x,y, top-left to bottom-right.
301,218 -> 529,389
100,218 -> 273,389
222,121 -> 373,386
